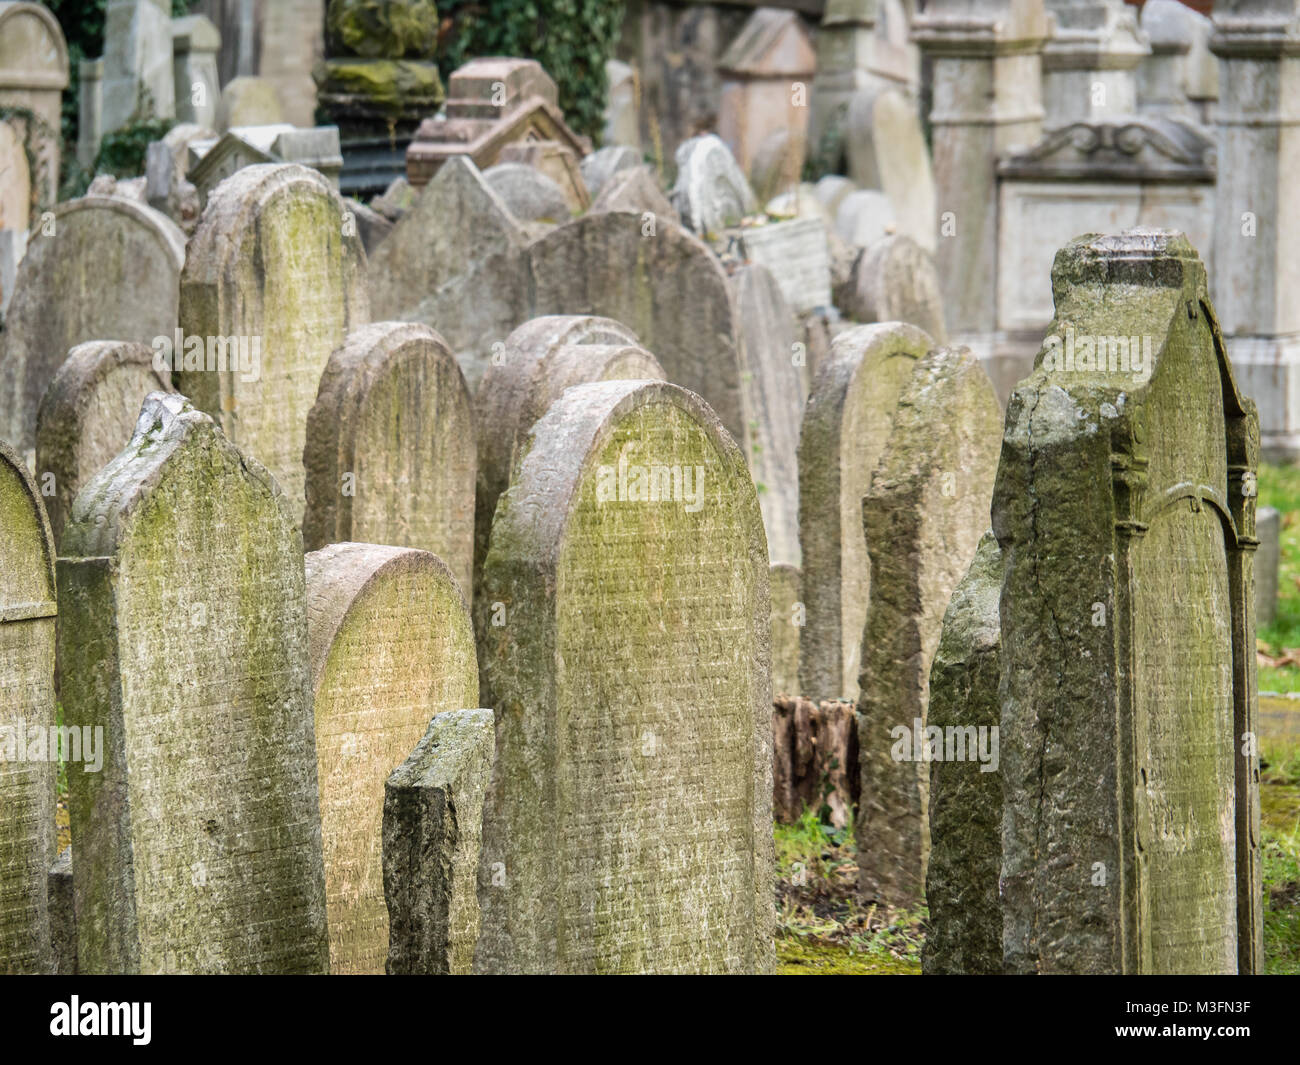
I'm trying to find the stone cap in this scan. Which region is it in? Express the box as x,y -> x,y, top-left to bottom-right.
823,0 -> 879,28
911,0 -> 1050,55
1211,0 -> 1300,57
1142,0 -> 1204,53
446,57 -> 558,119
172,13 -> 221,53
719,9 -> 817,77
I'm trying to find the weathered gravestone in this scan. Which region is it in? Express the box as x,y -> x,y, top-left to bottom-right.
0,195 -> 184,457
472,314 -> 664,614
383,707 -> 495,975
798,321 -> 935,700
0,436 -> 56,974
368,156 -> 528,392
769,562 -> 802,698
1256,505 -> 1280,627
993,230 -> 1261,974
580,144 -> 641,199
922,531 -> 1003,974
305,542 -> 479,975
303,322 -> 475,595
483,162 -> 570,226
179,163 -> 369,525
856,344 -> 1001,908
836,233 -> 947,344
589,165 -> 679,224
0,2 -> 70,210
475,379 -> 774,973
58,393 -> 329,973
670,133 -> 758,236
845,85 -> 937,252
35,340 -> 172,548
527,209 -> 749,449
47,845 -> 75,974
733,263 -> 804,566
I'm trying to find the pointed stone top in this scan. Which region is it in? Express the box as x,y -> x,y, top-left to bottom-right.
719,9 -> 817,77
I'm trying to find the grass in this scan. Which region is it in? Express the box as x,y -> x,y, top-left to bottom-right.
1257,462 -> 1300,691
1261,734 -> 1300,975
774,809 -> 924,974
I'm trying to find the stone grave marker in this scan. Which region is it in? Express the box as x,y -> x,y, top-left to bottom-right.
58,392 -> 329,973
0,435 -> 57,974
179,162 -> 369,525
670,133 -> 758,236
835,233 -> 947,344
0,195 -> 184,456
798,321 -> 934,700
303,322 -> 475,595
383,707 -> 495,975
35,340 -> 172,548
993,230 -> 1261,974
856,344 -> 1001,909
475,379 -> 774,973
306,541 -> 479,975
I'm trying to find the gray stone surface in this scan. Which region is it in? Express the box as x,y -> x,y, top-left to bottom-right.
589,165 -> 679,224
738,217 -> 832,314
305,541 -> 479,975
855,344 -> 1001,909
992,230 -> 1260,974
580,144 -> 642,199
35,340 -> 172,549
48,847 -> 75,975
527,210 -> 749,448
368,156 -> 528,393
303,322 -> 475,595
922,532 -> 1004,974
383,707 -> 495,975
670,133 -> 758,236
845,84 -> 936,252
0,195 -> 185,456
474,379 -> 774,973
770,562 -> 802,698
798,321 -> 935,701
1256,505 -> 1280,628
0,435 -> 57,974
179,163 -> 369,525
836,233 -> 947,343
484,162 -> 571,225
58,393 -> 329,973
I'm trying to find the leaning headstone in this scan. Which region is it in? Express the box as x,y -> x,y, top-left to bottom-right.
836,233 -> 948,343
0,195 -> 185,456
475,379 -> 774,973
1257,506 -> 1280,627
670,134 -> 758,236
35,340 -> 172,548
100,0 -> 175,134
178,163 -> 369,524
472,314 -> 663,607
58,393 -> 329,973
733,263 -> 805,565
589,165 -> 679,224
580,144 -> 641,199
922,531 -> 1004,974
993,230 -> 1261,974
845,85 -> 936,251
383,707 -> 495,975
303,322 -> 475,595
483,162 -> 571,225
527,210 -> 749,448
305,542 -> 479,975
798,321 -> 934,701
770,562 -> 802,698
368,156 -> 528,392
0,435 -> 56,974
856,345 -> 1000,909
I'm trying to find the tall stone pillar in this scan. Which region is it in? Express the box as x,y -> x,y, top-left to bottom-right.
1211,0 -> 1300,460
912,0 -> 1049,356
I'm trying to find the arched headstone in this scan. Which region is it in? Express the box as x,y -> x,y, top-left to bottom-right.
475,379 -> 774,973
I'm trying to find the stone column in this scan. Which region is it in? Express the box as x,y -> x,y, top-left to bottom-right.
912,0 -> 1049,351
1138,0 -> 1203,121
1041,0 -> 1150,124
1211,0 -> 1300,460
171,15 -> 221,129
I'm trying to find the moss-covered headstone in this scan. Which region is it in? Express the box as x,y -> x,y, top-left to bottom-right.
35,340 -> 172,549
0,197 -> 184,456
383,707 -> 495,975
58,393 -> 329,973
472,314 -> 663,618
305,541 -> 478,974
475,379 -> 775,973
0,437 -> 57,974
993,229 -> 1261,974
856,344 -> 1000,908
797,321 -> 935,701
304,322 -> 476,595
179,163 -> 369,525
921,531 -> 1004,974
527,210 -> 750,449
